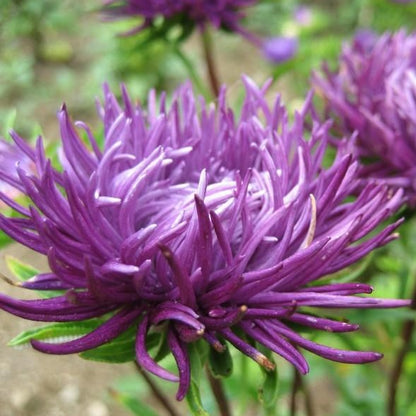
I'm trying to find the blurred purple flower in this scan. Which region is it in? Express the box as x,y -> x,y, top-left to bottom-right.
103,0 -> 298,63
262,36 -> 298,63
294,6 -> 313,27
0,78 -> 408,400
352,29 -> 377,52
103,0 -> 257,33
0,139 -> 33,204
313,30 -> 416,207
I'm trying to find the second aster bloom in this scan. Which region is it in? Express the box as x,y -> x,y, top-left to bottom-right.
312,30 -> 416,206
0,138 -> 33,205
0,78 -> 408,400
103,0 -> 257,32
103,0 -> 297,63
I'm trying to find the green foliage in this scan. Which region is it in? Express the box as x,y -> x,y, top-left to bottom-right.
80,329 -> 162,364
8,319 -> 103,347
5,255 -> 38,281
186,380 -> 210,416
258,362 -> 279,412
5,255 -> 64,298
109,387 -> 160,416
208,345 -> 234,379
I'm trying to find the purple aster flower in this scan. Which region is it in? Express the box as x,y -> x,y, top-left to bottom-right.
0,138 -> 33,205
294,6 -> 313,27
262,36 -> 298,63
313,30 -> 416,207
103,0 -> 297,64
103,0 -> 257,34
0,78 -> 409,400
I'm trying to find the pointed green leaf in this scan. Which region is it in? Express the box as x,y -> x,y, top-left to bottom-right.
258,360 -> 279,410
188,342 -> 204,383
6,255 -> 39,281
9,319 -> 103,347
110,388 -> 159,416
185,380 -> 209,416
5,255 -> 64,298
153,330 -> 171,363
80,329 -> 160,364
208,345 -> 233,378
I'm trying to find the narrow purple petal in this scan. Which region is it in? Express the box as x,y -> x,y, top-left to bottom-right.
135,316 -> 179,382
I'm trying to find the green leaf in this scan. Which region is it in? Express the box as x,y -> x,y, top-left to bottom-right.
208,345 -> 233,378
258,364 -> 279,410
185,380 -> 209,416
8,319 -> 103,347
5,255 -> 64,298
185,342 -> 210,415
153,330 -> 171,363
6,255 -> 39,281
0,232 -> 12,249
80,328 -> 160,364
189,341 -> 208,383
109,388 -> 159,416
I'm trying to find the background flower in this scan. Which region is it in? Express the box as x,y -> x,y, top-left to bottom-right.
102,0 -> 297,65
0,138 -> 33,202
103,0 -> 257,35
312,30 -> 416,207
0,78 -> 407,400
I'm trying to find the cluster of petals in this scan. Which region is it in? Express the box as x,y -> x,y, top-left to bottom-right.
313,30 -> 416,206
0,78 -> 408,399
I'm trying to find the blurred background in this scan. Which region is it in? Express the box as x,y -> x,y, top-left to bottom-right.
1,1 -> 416,415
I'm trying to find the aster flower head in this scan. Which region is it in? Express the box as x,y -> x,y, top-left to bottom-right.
103,0 -> 256,32
103,0 -> 297,63
0,78 -> 408,400
312,30 -> 416,206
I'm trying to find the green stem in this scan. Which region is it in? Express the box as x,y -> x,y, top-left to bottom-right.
290,369 -> 314,416
200,27 -> 220,97
171,43 -> 210,98
300,375 -> 314,416
387,279 -> 416,416
206,367 -> 232,416
135,362 -> 180,416
289,369 -> 300,416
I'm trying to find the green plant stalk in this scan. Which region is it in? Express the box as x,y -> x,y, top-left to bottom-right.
135,362 -> 180,416
290,369 -> 314,416
200,26 -> 220,97
206,366 -> 232,416
387,279 -> 416,416
171,43 -> 211,99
